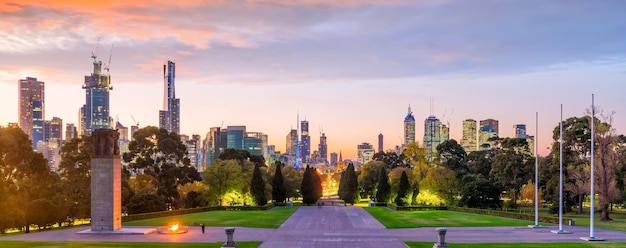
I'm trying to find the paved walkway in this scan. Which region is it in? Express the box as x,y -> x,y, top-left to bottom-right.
2,206 -> 626,247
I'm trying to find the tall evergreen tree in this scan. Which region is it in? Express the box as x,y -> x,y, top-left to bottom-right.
395,171 -> 410,206
301,166 -> 319,205
251,164 -> 267,206
375,168 -> 391,203
313,167 -> 323,199
271,162 -> 287,203
338,169 -> 347,200
343,163 -> 359,204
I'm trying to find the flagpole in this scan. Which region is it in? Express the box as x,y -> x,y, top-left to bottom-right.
552,104 -> 570,234
529,112 -> 542,228
581,94 -> 602,241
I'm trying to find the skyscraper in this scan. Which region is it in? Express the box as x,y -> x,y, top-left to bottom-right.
423,115 -> 444,163
461,119 -> 477,152
300,119 -> 310,163
404,105 -> 416,145
226,125 -> 246,149
44,117 -> 63,145
286,129 -> 298,156
378,133 -> 383,152
357,142 -> 375,164
479,119 -> 499,150
18,77 -> 45,149
81,54 -> 112,135
513,124 -> 527,138
65,123 -> 78,142
318,132 -> 328,164
159,60 -> 180,134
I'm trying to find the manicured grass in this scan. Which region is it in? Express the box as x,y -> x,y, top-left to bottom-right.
365,207 -> 533,228
406,242 -> 626,248
0,241 -> 261,248
513,207 -> 626,232
125,207 -> 297,228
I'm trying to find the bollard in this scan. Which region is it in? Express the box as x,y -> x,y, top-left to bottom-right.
433,227 -> 449,248
221,227 -> 238,248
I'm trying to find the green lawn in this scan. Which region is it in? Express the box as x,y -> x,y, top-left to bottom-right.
406,242 -> 626,248
125,207 -> 297,228
512,207 -> 626,232
0,241 -> 261,248
365,207 -> 533,228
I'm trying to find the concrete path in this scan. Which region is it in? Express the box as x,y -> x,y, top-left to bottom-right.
259,206 -> 408,248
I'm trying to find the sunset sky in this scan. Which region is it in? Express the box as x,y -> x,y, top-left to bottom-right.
1,0 -> 625,159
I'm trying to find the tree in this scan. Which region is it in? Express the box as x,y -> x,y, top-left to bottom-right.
251,164 -> 267,206
340,163 -> 359,204
271,162 -> 287,203
126,193 -> 167,214
301,166 -> 319,205
27,198 -> 62,230
358,161 -> 384,200
593,114 -> 623,221
203,160 -> 244,205
0,126 -> 58,233
459,174 -> 502,209
421,166 -> 459,205
375,168 -> 391,203
123,126 -> 201,208
490,138 -> 533,208
281,165 -> 302,201
372,151 -> 408,169
395,171 -> 410,206
436,139 -> 468,178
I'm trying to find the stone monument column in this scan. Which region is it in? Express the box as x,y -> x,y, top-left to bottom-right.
91,129 -> 121,231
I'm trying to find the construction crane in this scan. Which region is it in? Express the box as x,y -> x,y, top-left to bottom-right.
104,44 -> 113,74
130,114 -> 140,128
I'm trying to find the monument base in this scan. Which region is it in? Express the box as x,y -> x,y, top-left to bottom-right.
77,227 -> 156,235
551,229 -> 571,234
527,224 -> 545,228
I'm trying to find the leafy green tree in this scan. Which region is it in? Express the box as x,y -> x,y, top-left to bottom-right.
219,148 -> 251,166
27,198 -> 63,230
251,164 -> 267,206
123,126 -> 200,208
490,138 -> 533,208
395,171 -> 410,206
282,165 -> 302,201
372,151 -> 408,169
375,168 -> 391,203
593,114 -> 623,221
203,160 -> 244,205
421,166 -> 459,205
0,126 -> 58,233
126,193 -> 167,214
271,162 -> 287,203
358,161 -> 384,200
459,174 -> 502,209
436,139 -> 468,178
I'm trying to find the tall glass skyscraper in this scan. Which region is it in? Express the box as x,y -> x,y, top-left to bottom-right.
159,60 -> 180,134
19,77 -> 45,149
423,115 -> 442,163
319,132 -> 327,164
300,120 -> 310,163
404,105 -> 415,145
81,55 -> 112,135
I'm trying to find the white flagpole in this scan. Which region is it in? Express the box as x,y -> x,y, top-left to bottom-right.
553,104 -> 570,234
581,94 -> 602,241
529,112 -> 542,228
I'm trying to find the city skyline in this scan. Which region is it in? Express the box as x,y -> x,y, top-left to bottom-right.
1,1 -> 625,159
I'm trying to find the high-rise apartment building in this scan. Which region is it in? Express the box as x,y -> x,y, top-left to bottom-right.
244,132 -> 264,156
300,120 -> 310,163
65,123 -> 78,142
404,105 -> 416,145
44,117 -> 63,145
423,115 -> 446,163
357,142 -> 375,164
116,121 -> 129,142
461,119 -> 477,152
378,133 -> 383,152
330,152 -> 338,166
18,77 -> 45,149
319,132 -> 327,164
81,55 -> 112,135
159,60 -> 180,134
513,124 -> 527,138
479,119 -> 499,150
286,129 -> 298,156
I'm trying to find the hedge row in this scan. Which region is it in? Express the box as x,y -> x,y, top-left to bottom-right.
386,203 -> 448,211
121,203 -> 275,222
448,206 -> 570,224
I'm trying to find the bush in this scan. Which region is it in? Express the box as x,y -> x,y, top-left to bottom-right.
126,193 -> 167,214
